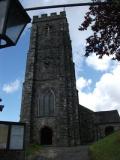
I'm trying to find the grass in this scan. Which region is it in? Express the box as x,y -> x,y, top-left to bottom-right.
25,143 -> 42,157
89,131 -> 120,160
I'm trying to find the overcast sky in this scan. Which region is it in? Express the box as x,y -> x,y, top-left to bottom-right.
0,0 -> 120,121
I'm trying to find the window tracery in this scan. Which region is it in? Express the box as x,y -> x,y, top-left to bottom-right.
38,89 -> 55,117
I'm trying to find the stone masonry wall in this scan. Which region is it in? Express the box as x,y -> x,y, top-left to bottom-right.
20,12 -> 80,146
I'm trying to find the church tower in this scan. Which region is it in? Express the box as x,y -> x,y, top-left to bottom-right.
20,11 -> 80,146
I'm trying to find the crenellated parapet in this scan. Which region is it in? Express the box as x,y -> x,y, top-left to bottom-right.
33,11 -> 66,23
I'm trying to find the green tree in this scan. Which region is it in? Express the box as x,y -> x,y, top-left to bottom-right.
79,0 -> 120,60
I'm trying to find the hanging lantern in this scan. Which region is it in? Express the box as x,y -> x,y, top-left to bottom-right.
0,99 -> 4,112
0,105 -> 4,111
0,0 -> 31,49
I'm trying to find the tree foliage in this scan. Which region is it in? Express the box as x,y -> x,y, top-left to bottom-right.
79,0 -> 120,61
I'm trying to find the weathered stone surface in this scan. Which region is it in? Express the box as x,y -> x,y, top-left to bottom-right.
20,11 -> 80,146
79,105 -> 95,144
79,105 -> 120,143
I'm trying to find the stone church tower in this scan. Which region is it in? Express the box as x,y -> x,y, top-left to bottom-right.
20,11 -> 80,146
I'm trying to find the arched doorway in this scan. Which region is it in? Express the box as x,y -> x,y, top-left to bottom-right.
105,126 -> 114,136
40,127 -> 53,145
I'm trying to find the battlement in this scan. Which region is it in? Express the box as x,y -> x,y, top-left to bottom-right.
33,11 -> 66,22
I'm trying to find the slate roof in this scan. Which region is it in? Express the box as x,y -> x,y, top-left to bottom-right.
79,104 -> 94,113
95,110 -> 120,124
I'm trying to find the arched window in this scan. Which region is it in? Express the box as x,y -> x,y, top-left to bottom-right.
38,89 -> 55,117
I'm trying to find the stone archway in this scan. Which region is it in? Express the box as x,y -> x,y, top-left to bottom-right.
40,126 -> 53,145
105,126 -> 114,136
